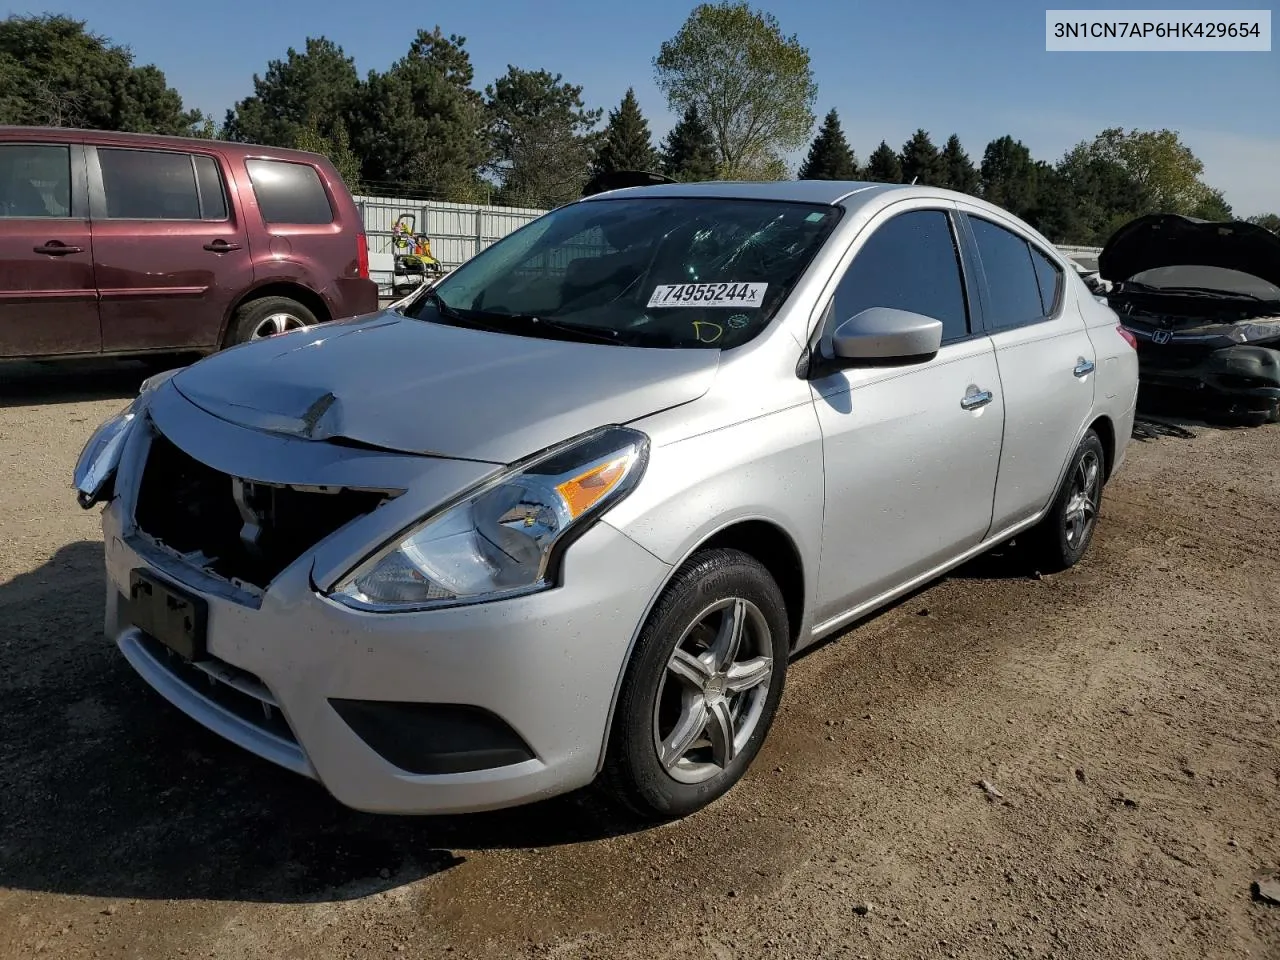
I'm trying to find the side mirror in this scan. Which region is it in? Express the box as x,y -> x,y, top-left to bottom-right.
831,307 -> 944,362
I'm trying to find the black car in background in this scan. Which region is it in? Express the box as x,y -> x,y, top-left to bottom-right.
1100,214 -> 1280,425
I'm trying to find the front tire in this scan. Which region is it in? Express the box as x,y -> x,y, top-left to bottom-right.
602,548 -> 790,821
1025,429 -> 1106,573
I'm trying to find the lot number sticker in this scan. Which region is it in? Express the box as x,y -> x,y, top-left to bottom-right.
647,282 -> 767,308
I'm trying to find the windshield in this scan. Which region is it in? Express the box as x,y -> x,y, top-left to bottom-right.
1128,265 -> 1280,300
405,197 -> 841,348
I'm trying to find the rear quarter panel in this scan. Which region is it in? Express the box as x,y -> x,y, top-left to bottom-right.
1077,281 -> 1139,472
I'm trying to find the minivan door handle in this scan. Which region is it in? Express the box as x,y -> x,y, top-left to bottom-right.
33,242 -> 83,256
1074,358 -> 1096,378
960,388 -> 994,411
203,239 -> 242,253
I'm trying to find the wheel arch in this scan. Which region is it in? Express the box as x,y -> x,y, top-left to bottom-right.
220,282 -> 333,347
1087,414 -> 1116,482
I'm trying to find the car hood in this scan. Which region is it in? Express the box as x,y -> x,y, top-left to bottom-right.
1099,214 -> 1280,289
171,312 -> 719,463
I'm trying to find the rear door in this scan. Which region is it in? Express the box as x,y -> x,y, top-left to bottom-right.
958,209 -> 1096,532
87,145 -> 251,353
0,140 -> 99,357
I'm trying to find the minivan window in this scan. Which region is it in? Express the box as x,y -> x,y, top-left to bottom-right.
193,155 -> 228,220
414,197 -> 841,349
833,210 -> 970,343
1030,245 -> 1063,315
99,148 -> 202,220
968,216 -> 1046,330
245,159 -> 334,224
0,144 -> 71,218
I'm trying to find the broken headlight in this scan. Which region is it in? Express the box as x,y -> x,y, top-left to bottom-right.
331,426 -> 649,611
72,368 -> 180,509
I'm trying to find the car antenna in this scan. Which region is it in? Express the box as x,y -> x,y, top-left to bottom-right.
910,175 -> 918,185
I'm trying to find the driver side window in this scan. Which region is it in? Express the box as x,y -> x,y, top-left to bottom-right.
832,209 -> 971,344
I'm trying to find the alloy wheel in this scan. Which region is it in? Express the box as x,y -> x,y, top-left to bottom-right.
249,312 -> 306,340
652,597 -> 774,785
1063,449 -> 1101,547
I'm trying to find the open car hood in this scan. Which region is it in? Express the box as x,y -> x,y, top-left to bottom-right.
1099,214 -> 1280,289
170,312 -> 719,464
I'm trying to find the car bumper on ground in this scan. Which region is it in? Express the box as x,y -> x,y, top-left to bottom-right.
101,502 -> 671,815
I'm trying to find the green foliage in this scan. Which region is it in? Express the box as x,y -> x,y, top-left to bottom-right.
654,1 -> 815,179
485,66 -> 601,208
980,135 -> 1038,218
798,109 -> 858,180
1246,213 -> 1280,233
293,115 -> 361,187
864,141 -> 902,183
938,134 -> 979,195
353,28 -> 489,201
660,104 -> 719,182
593,88 -> 659,176
0,14 -> 202,133
898,129 -> 944,186
1080,127 -> 1214,216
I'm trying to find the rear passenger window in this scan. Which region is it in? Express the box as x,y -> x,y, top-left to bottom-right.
0,144 -> 71,218
99,149 -> 201,220
1030,245 -> 1063,315
244,159 -> 333,224
833,209 -> 970,343
193,155 -> 228,220
967,216 -> 1047,330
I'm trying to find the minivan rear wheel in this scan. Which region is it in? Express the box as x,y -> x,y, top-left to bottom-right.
227,296 -> 319,346
601,548 -> 789,821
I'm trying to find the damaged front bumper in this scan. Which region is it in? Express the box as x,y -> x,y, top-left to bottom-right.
1124,328 -> 1280,417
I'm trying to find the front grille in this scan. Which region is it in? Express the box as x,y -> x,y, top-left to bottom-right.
134,429 -> 392,589
137,632 -> 296,744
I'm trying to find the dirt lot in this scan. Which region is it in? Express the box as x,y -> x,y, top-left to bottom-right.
1,361 -> 1278,960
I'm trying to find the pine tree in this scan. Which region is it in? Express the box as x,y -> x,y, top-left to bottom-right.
797,108 -> 858,180
865,140 -> 902,183
939,134 -> 979,195
899,129 -> 944,185
593,88 -> 658,176
660,104 -> 718,181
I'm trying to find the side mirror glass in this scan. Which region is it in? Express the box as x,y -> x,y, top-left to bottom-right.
831,306 -> 944,362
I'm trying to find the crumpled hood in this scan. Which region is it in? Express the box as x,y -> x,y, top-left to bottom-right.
1099,214 -> 1280,290
172,312 -> 719,463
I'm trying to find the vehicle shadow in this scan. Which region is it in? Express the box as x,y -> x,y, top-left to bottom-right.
0,358 -> 187,409
0,540 -> 647,905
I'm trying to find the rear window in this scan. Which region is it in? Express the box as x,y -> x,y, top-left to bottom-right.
244,159 -> 334,224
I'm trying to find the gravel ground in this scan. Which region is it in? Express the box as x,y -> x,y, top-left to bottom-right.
1,360 -> 1277,960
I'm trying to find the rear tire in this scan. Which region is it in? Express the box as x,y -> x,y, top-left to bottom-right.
1024,430 -> 1106,574
601,548 -> 790,821
226,296 -> 318,346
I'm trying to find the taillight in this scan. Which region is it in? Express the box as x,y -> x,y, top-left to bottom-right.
356,233 -> 370,279
1116,324 -> 1138,350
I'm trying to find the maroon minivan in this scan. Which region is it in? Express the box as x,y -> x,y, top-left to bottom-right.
0,127 -> 379,359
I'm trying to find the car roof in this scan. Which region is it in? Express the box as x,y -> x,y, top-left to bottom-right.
0,125 -> 326,163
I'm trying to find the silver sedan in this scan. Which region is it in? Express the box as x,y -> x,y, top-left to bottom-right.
74,180 -> 1139,819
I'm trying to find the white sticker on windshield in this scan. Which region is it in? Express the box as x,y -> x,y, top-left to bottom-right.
647,282 -> 768,309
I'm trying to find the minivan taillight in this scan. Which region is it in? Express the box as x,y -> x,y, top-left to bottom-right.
1117,324 -> 1138,350
356,233 -> 370,279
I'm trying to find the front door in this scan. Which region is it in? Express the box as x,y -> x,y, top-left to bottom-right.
0,141 -> 99,357
87,146 -> 251,353
811,205 -> 1004,624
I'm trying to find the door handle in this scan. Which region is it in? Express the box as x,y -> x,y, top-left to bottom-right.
203,239 -> 242,252
960,388 -> 994,411
1074,358 -> 1096,378
33,242 -> 83,256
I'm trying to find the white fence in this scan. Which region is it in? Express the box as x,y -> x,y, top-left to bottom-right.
355,193 -> 1105,293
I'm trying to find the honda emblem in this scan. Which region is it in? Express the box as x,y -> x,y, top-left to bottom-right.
1151,329 -> 1172,345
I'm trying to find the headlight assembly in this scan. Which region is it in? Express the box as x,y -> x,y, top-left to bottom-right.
331,426 -> 649,612
72,368 -> 180,509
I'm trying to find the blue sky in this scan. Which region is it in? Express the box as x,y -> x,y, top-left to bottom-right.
9,0 -> 1279,213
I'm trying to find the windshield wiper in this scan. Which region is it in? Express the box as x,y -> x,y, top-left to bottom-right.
1151,286 -> 1268,302
418,290 -> 508,333
465,310 -> 628,346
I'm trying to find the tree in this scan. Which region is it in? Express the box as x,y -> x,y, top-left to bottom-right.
864,140 -> 902,183
1079,127 -> 1215,216
898,129 -> 944,186
486,66 -> 602,208
980,135 -> 1038,218
1246,213 -> 1280,233
659,104 -> 719,181
593,88 -> 658,176
797,109 -> 858,180
352,29 -> 489,201
1052,142 -> 1151,244
224,37 -> 361,150
0,14 -> 203,133
1189,187 -> 1232,221
293,115 -> 361,187
939,134 -> 979,195
654,1 -> 816,179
